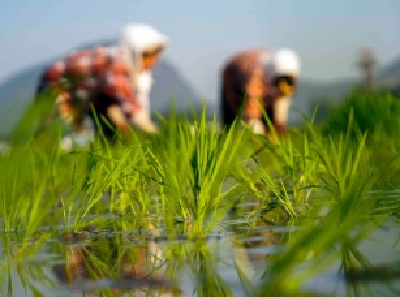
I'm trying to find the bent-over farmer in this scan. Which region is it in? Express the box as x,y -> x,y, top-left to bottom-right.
220,48 -> 301,138
36,23 -> 168,140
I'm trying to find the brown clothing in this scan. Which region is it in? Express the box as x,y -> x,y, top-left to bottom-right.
220,49 -> 285,134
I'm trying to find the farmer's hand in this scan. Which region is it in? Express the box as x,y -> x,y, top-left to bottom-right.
106,105 -> 130,133
141,121 -> 159,134
248,119 -> 265,135
131,111 -> 159,134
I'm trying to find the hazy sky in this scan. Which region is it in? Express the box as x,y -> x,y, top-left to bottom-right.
0,0 -> 399,100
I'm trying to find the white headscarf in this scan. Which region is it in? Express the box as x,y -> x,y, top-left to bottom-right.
267,48 -> 301,78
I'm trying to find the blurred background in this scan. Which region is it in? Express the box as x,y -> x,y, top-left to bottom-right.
0,0 -> 400,138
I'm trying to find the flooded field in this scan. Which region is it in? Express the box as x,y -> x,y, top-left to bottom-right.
1,196 -> 399,297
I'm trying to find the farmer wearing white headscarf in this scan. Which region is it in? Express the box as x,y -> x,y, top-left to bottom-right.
36,23 -> 168,149
117,23 -> 168,133
220,48 -> 301,139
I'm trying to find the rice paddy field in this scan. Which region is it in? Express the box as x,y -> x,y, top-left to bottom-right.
0,89 -> 400,297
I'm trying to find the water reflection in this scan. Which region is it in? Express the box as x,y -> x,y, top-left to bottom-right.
228,200 -> 291,266
227,201 -> 400,297
51,231 -> 184,296
1,209 -> 399,296
339,235 -> 400,297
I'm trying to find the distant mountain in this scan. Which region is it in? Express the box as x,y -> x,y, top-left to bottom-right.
377,57 -> 400,86
0,39 -> 214,138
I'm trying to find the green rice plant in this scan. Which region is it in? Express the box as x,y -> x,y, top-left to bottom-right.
255,115 -> 396,295
65,143 -> 159,231
144,103 -> 247,236
0,139 -> 68,236
233,110 -> 324,222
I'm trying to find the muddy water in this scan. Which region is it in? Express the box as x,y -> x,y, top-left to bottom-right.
0,202 -> 399,297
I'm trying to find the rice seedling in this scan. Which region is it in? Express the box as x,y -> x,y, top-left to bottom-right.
141,103 -> 250,236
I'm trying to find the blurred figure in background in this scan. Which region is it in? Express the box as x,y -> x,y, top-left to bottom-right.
36,23 -> 168,147
220,48 -> 301,140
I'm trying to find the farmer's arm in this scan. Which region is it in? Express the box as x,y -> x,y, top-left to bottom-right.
103,71 -> 142,133
104,56 -> 159,134
244,66 -> 264,121
273,96 -> 291,135
243,66 -> 265,134
122,78 -> 158,134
